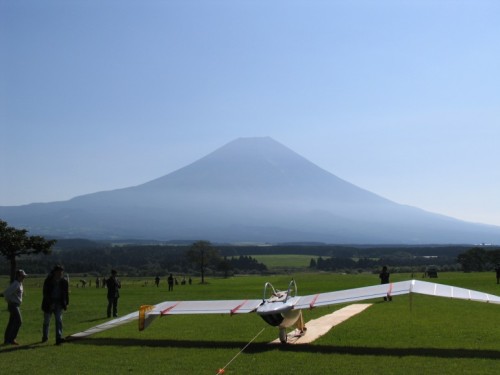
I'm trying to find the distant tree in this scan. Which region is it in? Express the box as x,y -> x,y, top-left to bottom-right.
357,258 -> 378,269
218,256 -> 233,278
316,256 -> 325,269
487,248 -> 500,267
457,247 -> 490,272
186,240 -> 220,284
309,258 -> 317,268
314,256 -> 356,271
229,255 -> 267,272
0,220 -> 56,281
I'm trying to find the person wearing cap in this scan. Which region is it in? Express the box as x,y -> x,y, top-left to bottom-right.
106,269 -> 121,318
41,265 -> 69,345
3,269 -> 27,345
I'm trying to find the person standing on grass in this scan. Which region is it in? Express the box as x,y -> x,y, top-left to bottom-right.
379,266 -> 392,301
42,265 -> 70,345
106,269 -> 121,318
167,274 -> 174,291
3,269 -> 27,345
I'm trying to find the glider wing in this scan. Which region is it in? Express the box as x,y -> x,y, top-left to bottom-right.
293,280 -> 500,310
69,299 -> 262,339
410,280 -> 500,303
70,310 -> 139,338
152,299 -> 262,315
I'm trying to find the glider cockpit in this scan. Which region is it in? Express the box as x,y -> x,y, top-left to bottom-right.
256,280 -> 304,342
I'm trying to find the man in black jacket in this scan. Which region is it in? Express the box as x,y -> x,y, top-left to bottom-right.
106,269 -> 121,318
379,266 -> 392,302
42,265 -> 69,345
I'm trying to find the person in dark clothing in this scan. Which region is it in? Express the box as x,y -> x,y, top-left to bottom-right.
42,265 -> 69,345
106,269 -> 121,318
167,274 -> 174,291
496,267 -> 500,284
155,276 -> 160,287
379,266 -> 392,301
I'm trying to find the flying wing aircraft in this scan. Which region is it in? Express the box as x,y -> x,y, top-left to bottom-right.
70,279 -> 500,344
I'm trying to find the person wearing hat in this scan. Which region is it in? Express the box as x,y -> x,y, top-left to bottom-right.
41,265 -> 69,345
3,269 -> 27,345
106,269 -> 121,318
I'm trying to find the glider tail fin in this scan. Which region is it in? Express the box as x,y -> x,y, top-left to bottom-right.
139,305 -> 156,331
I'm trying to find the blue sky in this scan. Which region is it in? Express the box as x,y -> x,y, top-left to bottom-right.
1,0 -> 500,227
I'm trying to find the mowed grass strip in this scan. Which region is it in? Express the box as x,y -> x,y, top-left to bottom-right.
0,273 -> 499,374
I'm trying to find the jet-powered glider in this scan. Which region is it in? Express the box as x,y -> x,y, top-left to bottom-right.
70,279 -> 500,343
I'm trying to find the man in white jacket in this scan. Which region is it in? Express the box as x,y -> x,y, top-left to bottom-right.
3,269 -> 27,345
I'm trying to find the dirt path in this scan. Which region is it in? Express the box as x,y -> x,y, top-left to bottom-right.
270,303 -> 372,344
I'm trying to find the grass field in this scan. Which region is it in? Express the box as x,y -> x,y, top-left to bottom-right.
1,272 -> 499,374
251,254 -> 313,269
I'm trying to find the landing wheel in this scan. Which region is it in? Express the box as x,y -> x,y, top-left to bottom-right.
279,328 -> 287,344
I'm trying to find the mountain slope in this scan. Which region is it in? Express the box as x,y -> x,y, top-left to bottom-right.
1,137 -> 499,244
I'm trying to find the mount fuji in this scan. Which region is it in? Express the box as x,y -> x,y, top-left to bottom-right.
1,137 -> 499,244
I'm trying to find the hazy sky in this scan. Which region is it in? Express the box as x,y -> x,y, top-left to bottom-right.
2,0 -> 499,227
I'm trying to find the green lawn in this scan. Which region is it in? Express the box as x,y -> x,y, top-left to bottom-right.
250,254 -> 313,269
1,272 -> 499,374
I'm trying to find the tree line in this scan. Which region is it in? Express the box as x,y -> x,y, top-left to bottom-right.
0,221 -> 267,278
309,246 -> 500,273
1,220 -> 499,278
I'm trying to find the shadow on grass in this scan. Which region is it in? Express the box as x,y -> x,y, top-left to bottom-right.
81,317 -> 109,323
68,337 -> 500,360
0,340 -> 57,354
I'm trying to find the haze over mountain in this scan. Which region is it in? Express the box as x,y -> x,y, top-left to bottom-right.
1,137 -> 499,244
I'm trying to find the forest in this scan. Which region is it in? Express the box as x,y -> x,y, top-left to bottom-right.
1,237 -> 498,278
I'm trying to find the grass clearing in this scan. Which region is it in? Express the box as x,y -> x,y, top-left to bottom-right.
250,254 -> 313,269
1,272 -> 499,374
